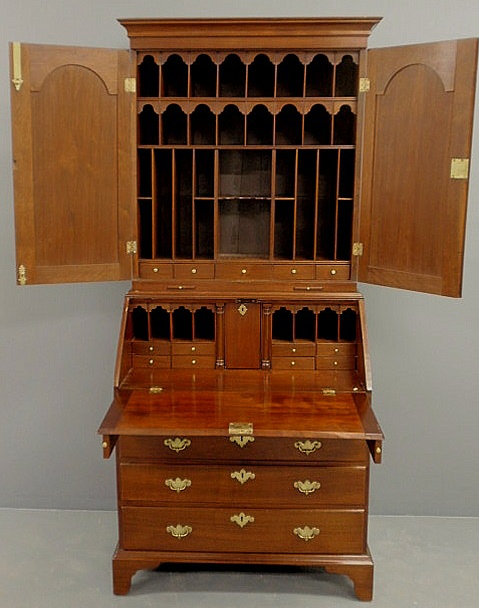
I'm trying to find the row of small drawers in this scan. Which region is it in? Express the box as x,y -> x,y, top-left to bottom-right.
120,506 -> 365,554
119,463 -> 367,506
131,341 -> 356,356
139,261 -> 350,281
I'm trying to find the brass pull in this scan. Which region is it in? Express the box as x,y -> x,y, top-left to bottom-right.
294,440 -> 322,455
294,480 -> 321,495
164,437 -> 191,453
293,526 -> 320,541
165,477 -> 192,493
231,469 -> 256,484
230,513 -> 255,528
166,524 -> 192,539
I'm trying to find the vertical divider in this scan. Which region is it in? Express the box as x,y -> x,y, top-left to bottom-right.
313,150 -> 320,260
192,149 -> 196,259
151,148 -> 157,259
270,149 -> 276,259
261,304 -> 272,369
215,303 -> 225,368
171,149 -> 176,260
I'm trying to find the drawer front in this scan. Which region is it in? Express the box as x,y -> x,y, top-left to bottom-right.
171,355 -> 216,369
133,355 -> 170,368
119,436 -> 369,464
315,264 -> 350,281
272,357 -> 315,370
272,264 -> 315,280
131,341 -> 171,355
315,356 -> 356,370
119,463 -> 367,506
171,342 -> 216,356
138,262 -> 174,279
316,343 -> 357,357
271,342 -> 315,357
215,263 -> 273,280
121,506 -> 365,554
174,263 -> 215,279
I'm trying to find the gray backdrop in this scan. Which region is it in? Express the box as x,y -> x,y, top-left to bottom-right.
1,0 -> 478,516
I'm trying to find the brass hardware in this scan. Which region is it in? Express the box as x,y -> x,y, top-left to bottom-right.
191,359 -> 197,365
165,477 -> 192,493
330,269 -> 337,275
102,441 -> 108,449
359,77 -> 370,93
230,435 -> 255,448
191,268 -> 197,273
11,42 -> 23,91
164,437 -> 191,453
322,388 -> 336,396
191,346 -> 196,352
334,361 -> 338,366
294,480 -> 321,495
291,269 -> 297,274
291,361 -> 296,366
241,268 -> 247,274
292,348 -> 296,353
166,524 -> 192,539
352,242 -> 364,256
231,469 -> 256,484
126,240 -> 137,255
124,77 -> 136,93
153,267 -> 159,273
149,359 -> 154,365
376,446 -> 382,454
293,526 -> 320,541
238,304 -> 248,316
229,422 -> 253,435
294,439 -> 322,455
149,386 -> 163,393
334,348 -> 339,353
149,346 -> 154,351
230,513 -> 255,528
450,158 -> 470,180
17,264 -> 27,285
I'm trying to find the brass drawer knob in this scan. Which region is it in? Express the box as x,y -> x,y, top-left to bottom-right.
330,268 -> 337,275
191,268 -> 197,274
165,477 -> 192,493
294,480 -> 321,495
291,268 -> 297,274
241,268 -> 247,274
164,437 -> 191,453
294,440 -> 322,455
166,524 -> 192,539
231,469 -> 256,484
230,512 -> 255,528
293,526 -> 320,541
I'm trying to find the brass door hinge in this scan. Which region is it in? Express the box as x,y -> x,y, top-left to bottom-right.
124,77 -> 136,93
352,242 -> 363,256
359,77 -> 370,93
11,42 -> 23,91
17,264 -> 27,285
450,158 -> 470,180
126,240 -> 137,255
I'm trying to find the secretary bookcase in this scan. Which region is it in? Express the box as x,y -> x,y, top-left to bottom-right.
10,18 -> 477,600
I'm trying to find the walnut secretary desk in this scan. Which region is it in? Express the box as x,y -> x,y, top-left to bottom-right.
9,17 -> 477,601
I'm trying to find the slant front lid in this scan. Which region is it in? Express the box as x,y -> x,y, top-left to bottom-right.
119,17 -> 381,51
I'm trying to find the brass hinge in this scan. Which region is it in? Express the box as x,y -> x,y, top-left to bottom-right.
126,240 -> 137,255
322,388 -> 336,396
229,422 -> 253,435
11,42 -> 23,91
359,77 -> 370,93
352,242 -> 364,256
17,264 -> 27,285
124,77 -> 136,93
450,158 -> 470,180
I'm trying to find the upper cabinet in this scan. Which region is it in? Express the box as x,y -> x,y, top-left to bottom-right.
9,19 -> 478,296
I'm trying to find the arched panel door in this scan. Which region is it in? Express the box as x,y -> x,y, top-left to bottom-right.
10,43 -> 136,284
359,39 -> 478,297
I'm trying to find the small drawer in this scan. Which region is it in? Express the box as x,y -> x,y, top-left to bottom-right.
174,263 -> 215,279
315,264 -> 350,280
121,506 -> 365,554
171,355 -> 216,369
272,357 -> 315,370
215,263 -> 273,280
131,340 -> 171,355
315,356 -> 356,370
138,262 -> 174,279
316,343 -> 357,357
171,342 -> 216,356
133,355 -> 171,368
272,264 -> 315,280
271,342 -> 316,357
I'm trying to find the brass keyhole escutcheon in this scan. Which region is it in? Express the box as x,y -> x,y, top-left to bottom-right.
238,304 -> 248,316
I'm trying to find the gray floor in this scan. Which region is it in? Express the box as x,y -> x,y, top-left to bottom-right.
0,509 -> 478,608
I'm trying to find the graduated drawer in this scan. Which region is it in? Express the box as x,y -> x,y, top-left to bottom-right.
171,342 -> 216,356
119,436 -> 369,464
132,355 -> 170,368
119,463 -> 367,506
272,357 -> 315,370
171,355 -> 216,369
121,506 -> 365,554
271,342 -> 316,357
130,341 -> 171,355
